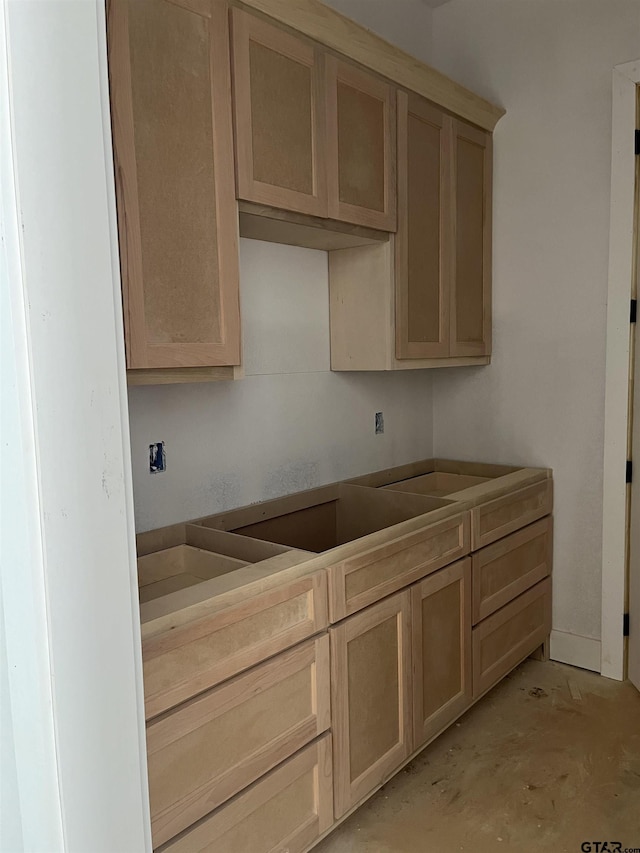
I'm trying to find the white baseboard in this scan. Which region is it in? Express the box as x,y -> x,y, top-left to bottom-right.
550,630 -> 601,673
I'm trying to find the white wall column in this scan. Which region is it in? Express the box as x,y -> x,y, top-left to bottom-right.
1,0 -> 150,848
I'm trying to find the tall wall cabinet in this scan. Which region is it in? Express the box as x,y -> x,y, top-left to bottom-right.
107,0 -> 503,382
107,0 -> 241,382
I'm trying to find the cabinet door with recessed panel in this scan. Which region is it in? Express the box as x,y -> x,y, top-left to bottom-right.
396,91 -> 449,359
107,0 -> 241,370
450,118 -> 492,356
330,590 -> 411,818
231,8 -> 327,217
326,56 -> 396,230
411,558 -> 472,749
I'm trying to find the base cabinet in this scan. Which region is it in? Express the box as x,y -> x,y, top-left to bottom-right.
147,635 -> 330,846
161,734 -> 333,853
411,558 -> 472,748
330,590 -> 412,818
139,463 -> 553,851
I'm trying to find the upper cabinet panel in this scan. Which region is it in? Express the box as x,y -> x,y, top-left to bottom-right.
108,0 -> 241,369
231,9 -> 328,217
326,57 -> 397,231
450,119 -> 492,357
396,91 -> 449,359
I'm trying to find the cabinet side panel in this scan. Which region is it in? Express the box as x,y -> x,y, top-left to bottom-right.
329,241 -> 393,371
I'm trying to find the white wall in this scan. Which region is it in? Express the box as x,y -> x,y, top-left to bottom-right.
1,0 -> 150,849
323,0 -> 432,63
129,240 -> 434,531
430,0 -> 640,664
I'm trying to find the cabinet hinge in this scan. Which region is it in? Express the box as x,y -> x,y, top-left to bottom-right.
631,299 -> 637,324
627,460 -> 633,483
624,613 -> 630,637
635,129 -> 640,155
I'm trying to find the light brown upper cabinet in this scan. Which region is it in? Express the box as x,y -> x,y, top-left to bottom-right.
450,118 -> 492,356
330,90 -> 492,370
231,12 -> 396,231
396,95 -> 492,360
230,8 -> 328,217
325,57 -> 397,230
108,0 -> 241,373
395,91 -> 449,359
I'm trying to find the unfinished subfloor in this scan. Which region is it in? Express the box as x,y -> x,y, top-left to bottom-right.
316,660 -> 640,853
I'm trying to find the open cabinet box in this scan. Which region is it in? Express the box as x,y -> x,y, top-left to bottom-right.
136,522 -> 308,621
196,483 -> 457,554
347,458 -> 524,499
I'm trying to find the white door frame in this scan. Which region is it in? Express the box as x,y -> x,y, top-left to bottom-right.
602,60 -> 640,681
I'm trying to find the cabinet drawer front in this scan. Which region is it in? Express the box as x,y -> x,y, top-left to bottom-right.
329,512 -> 469,621
143,572 -> 328,718
472,578 -> 551,697
161,734 -> 333,853
147,635 -> 330,847
472,517 -> 552,624
331,591 -> 412,819
412,558 -> 472,749
471,479 -> 553,550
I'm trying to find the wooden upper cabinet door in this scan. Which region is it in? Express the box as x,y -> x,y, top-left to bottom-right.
396,91 -> 450,359
331,590 -> 411,818
450,119 -> 492,357
411,558 -> 472,750
326,57 -> 397,231
230,9 -> 327,217
107,0 -> 241,369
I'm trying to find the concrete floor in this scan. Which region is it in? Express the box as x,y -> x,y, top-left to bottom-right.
315,660 -> 640,853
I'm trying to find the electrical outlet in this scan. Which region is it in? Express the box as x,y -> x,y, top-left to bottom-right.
375,412 -> 384,435
149,442 -> 166,473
